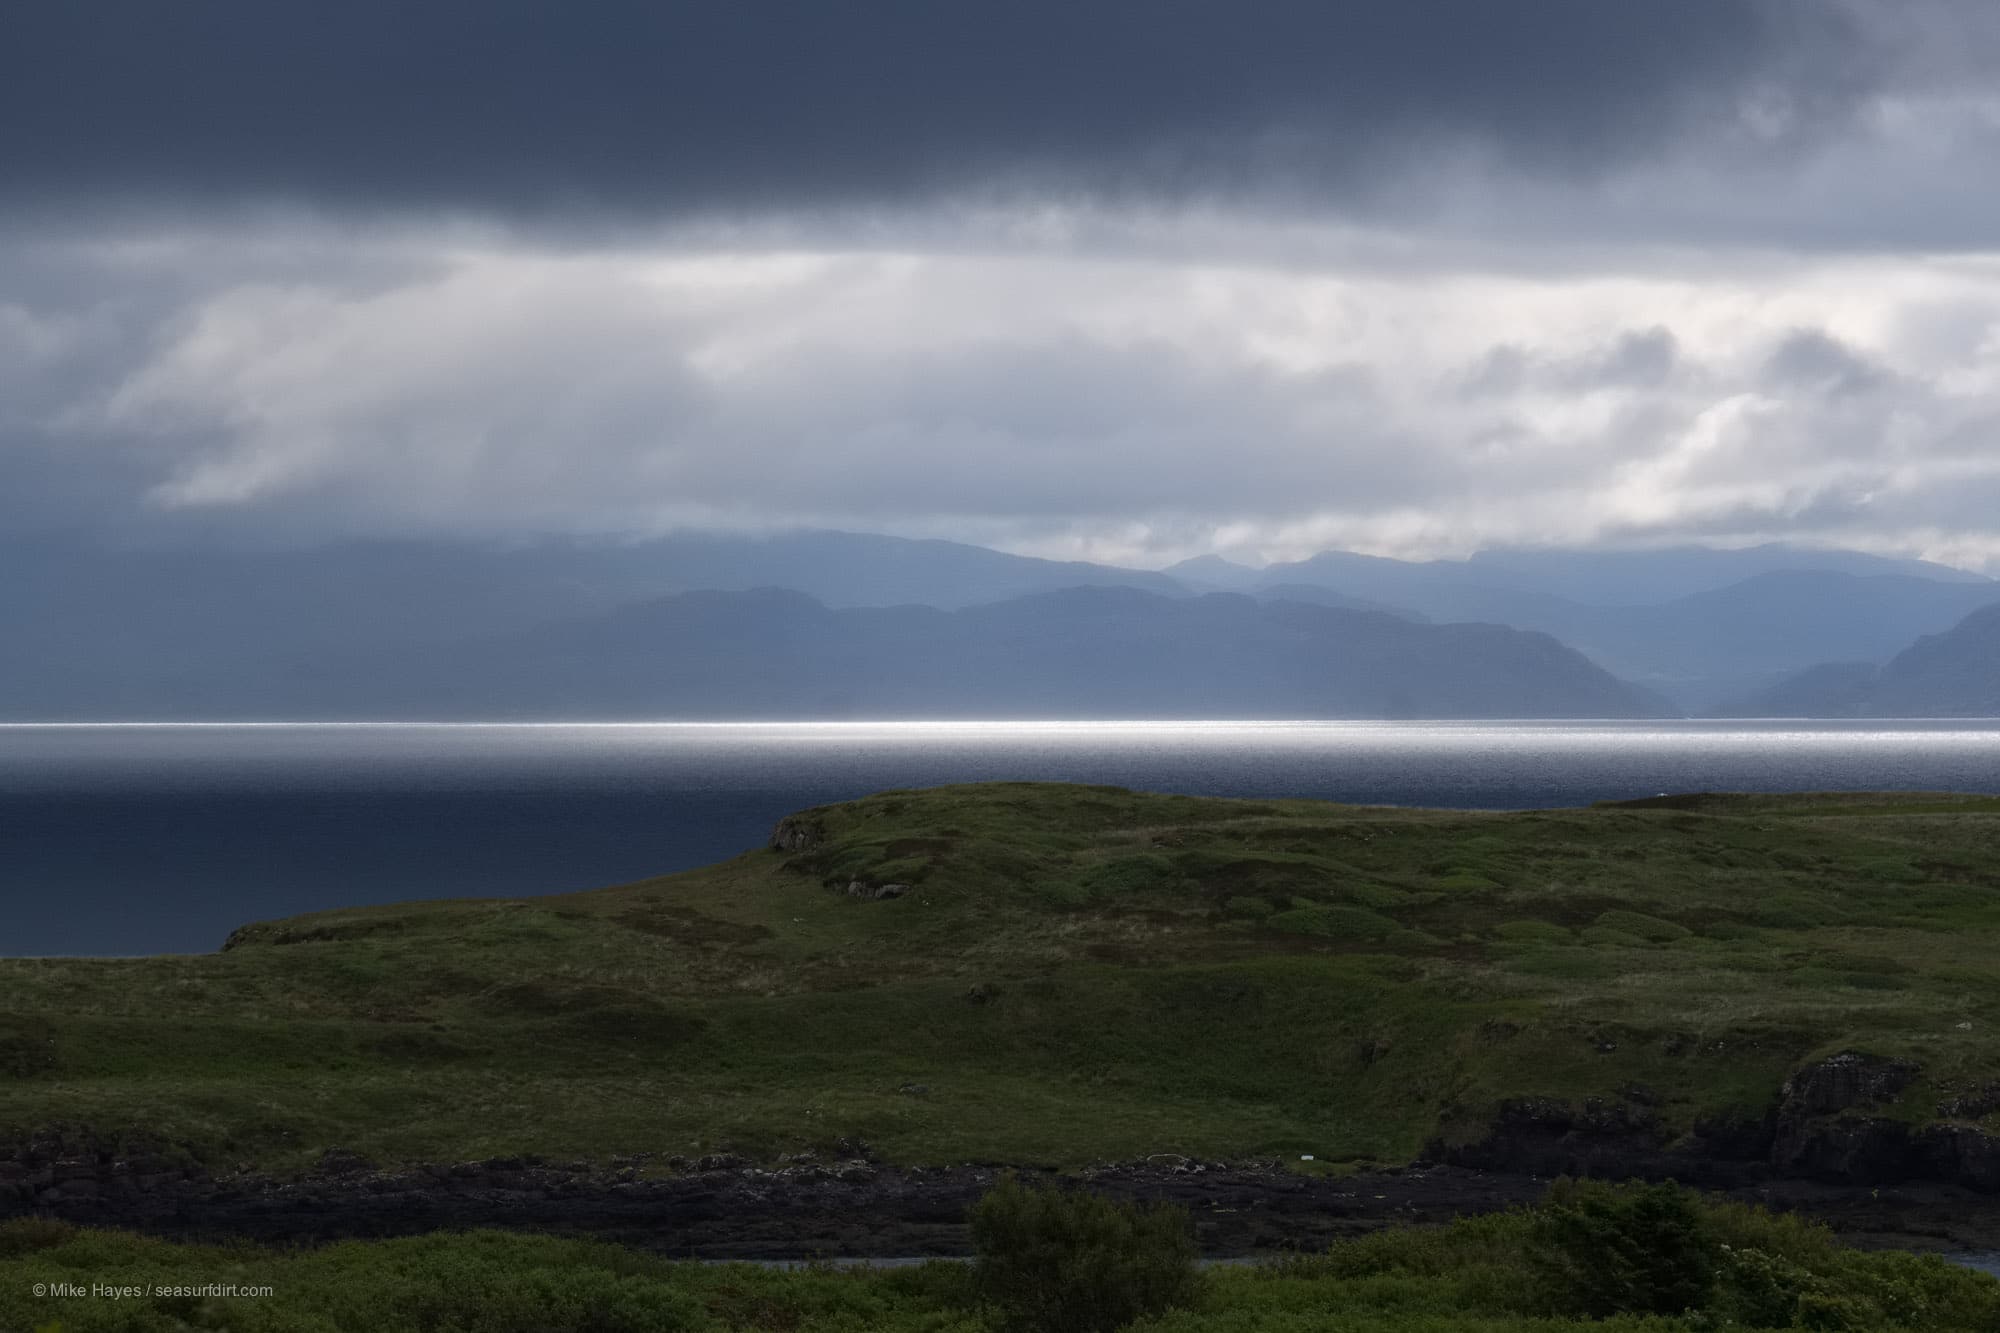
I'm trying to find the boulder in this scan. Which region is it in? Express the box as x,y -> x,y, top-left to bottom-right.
1779,1051 -> 1917,1117
769,815 -> 826,853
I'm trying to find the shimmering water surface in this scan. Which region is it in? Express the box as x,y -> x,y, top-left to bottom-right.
4,720 -> 1997,955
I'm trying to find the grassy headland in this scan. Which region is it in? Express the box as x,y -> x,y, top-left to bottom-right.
2,782 -> 1997,1178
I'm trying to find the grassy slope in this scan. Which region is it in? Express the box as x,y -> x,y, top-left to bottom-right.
3,783 -> 1999,1173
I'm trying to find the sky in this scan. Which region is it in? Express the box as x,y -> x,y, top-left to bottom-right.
6,1 -> 2000,569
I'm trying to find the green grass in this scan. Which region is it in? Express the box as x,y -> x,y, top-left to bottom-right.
2,782 -> 1999,1173
5,1184 -> 1996,1331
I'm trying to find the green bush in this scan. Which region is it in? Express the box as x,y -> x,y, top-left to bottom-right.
0,1217 -> 77,1258
1592,910 -> 1691,943
1075,855 -> 1181,899
1494,920 -> 1571,945
1265,905 -> 1398,940
1715,1244 -> 1826,1327
970,1174 -> 1201,1332
1529,1179 -> 1716,1319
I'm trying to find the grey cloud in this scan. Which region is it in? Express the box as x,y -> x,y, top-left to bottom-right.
1761,328 -> 1892,396
1454,347 -> 1530,399
1454,328 -> 1682,399
0,1 -> 1879,223
8,234 -> 2000,570
1572,329 -> 1680,390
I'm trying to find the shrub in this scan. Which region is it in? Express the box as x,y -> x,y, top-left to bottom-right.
1716,1244 -> 1824,1327
1591,910 -> 1691,943
1265,905 -> 1398,940
970,1174 -> 1201,1332
0,1217 -> 76,1258
1074,855 -> 1181,899
0,1016 -> 59,1078
1494,920 -> 1571,944
1529,1178 -> 1717,1318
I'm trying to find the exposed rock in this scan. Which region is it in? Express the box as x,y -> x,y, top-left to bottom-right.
1688,1111 -> 1775,1163
315,1148 -> 378,1177
1769,1052 -> 1926,1184
1438,1053 -> 2000,1196
825,879 -> 908,900
1432,1095 -> 1674,1181
695,1153 -> 748,1172
1772,1115 -> 1916,1184
0,1129 -> 201,1211
1937,1082 -> 2000,1121
12,1151 -> 2000,1259
1916,1124 -> 2000,1192
769,815 -> 826,853
1779,1051 -> 1918,1117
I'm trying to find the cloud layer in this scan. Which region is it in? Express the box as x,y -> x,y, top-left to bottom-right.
0,2 -> 1872,218
4,2 -> 2000,568
1,220 -> 1993,569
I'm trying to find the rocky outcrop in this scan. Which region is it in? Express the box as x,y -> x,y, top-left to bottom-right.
8,1147 -> 2000,1257
1436,1095 -> 1672,1179
1771,1052 -> 1923,1185
1431,1092 -> 1773,1189
1440,1051 -> 2000,1196
0,1129 -> 202,1216
1778,1051 -> 1918,1119
827,879 -> 908,901
1917,1125 -> 2000,1193
769,815 -> 826,853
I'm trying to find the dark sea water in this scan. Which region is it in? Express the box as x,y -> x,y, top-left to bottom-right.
4,720 -> 1998,956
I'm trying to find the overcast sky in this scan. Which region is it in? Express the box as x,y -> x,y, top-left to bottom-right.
6,1 -> 2000,568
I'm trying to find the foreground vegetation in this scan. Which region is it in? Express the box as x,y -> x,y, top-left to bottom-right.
8,1180 -> 1998,1331
2,783 -> 1998,1172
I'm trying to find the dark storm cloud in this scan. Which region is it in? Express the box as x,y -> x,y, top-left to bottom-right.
8,4 -> 2000,569
0,1 -> 1872,218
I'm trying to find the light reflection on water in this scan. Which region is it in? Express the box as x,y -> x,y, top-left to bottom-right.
2,720 -> 1996,954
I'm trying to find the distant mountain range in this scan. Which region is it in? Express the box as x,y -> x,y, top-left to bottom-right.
169,586 -> 1669,720
1236,541 -> 1988,605
1720,603 -> 2000,717
0,530 -> 1992,719
1412,572 -> 1998,710
1187,544 -> 1996,710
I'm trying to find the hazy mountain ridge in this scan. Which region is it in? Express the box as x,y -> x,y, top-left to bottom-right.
1240,567 -> 1997,710
1724,602 -> 2000,717
1251,583 -> 1429,621
0,583 -> 1669,719
306,586 -> 1674,720
1253,542 -> 1990,606
2,529 -> 1991,719
0,531 -> 1184,717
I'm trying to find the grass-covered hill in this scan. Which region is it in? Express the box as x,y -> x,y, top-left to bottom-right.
3,782 -> 1998,1187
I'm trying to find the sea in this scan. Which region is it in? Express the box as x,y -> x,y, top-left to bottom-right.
3,719 -> 1998,957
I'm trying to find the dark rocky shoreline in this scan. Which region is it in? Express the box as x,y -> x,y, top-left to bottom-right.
8,1052 -> 1997,1259
6,1144 -> 2000,1261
